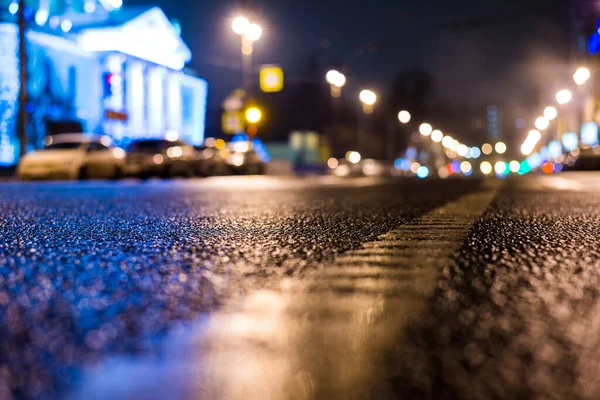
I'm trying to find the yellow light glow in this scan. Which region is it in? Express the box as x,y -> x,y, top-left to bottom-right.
167,146 -> 183,158
535,116 -> 550,131
419,123 -> 433,136
556,89 -> 572,105
431,130 -> 443,143
398,110 -> 411,124
245,107 -> 262,124
544,106 -> 558,121
245,23 -> 262,41
573,67 -> 591,86
494,161 -> 507,174
442,136 -> 454,148
359,90 -> 377,106
482,143 -> 493,155
215,139 -> 226,150
346,151 -> 361,164
457,144 -> 468,157
327,157 -> 339,169
480,161 -> 492,175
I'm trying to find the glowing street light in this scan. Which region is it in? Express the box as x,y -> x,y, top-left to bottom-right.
480,161 -> 493,175
442,135 -> 454,148
326,70 -> 346,98
535,116 -> 550,130
232,16 -> 250,35
573,67 -> 591,86
359,90 -> 377,114
398,110 -> 411,124
232,16 -> 262,89
431,130 -> 443,143
419,123 -> 433,136
556,89 -> 572,105
346,151 -> 361,164
495,142 -> 507,154
544,106 -> 558,121
245,107 -> 262,124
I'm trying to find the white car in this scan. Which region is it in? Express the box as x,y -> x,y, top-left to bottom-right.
17,134 -> 126,180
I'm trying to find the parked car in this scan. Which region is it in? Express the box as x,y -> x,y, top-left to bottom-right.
122,139 -> 196,178
192,145 -> 230,176
17,134 -> 126,180
223,142 -> 266,175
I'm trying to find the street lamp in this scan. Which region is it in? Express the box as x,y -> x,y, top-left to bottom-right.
326,70 -> 346,98
544,106 -> 558,121
359,90 -> 377,114
535,116 -> 550,130
398,110 -> 411,124
232,16 -> 262,90
495,141 -> 507,154
573,67 -> 591,86
419,123 -> 432,136
556,89 -> 572,105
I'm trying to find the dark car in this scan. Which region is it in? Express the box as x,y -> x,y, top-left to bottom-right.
192,145 -> 230,176
223,142 -> 266,175
122,139 -> 196,178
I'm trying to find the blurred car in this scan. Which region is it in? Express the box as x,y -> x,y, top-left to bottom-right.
122,139 -> 196,178
327,158 -> 388,177
17,134 -> 126,180
223,141 -> 266,175
192,145 -> 230,176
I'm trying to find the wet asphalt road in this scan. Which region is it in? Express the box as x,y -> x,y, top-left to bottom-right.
2,173 -> 600,399
0,176 -> 481,399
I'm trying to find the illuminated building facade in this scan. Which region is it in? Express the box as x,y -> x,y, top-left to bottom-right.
0,1 -> 208,165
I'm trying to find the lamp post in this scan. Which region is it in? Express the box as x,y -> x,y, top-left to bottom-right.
325,70 -> 346,124
358,90 -> 376,155
232,16 -> 262,91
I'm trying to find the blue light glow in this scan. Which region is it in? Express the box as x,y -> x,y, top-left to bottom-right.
416,166 -> 429,179
554,163 -> 564,173
529,153 -> 543,169
562,132 -> 579,151
470,147 -> 481,159
61,19 -> 72,33
405,146 -> 417,160
0,24 -> 19,165
581,121 -> 599,146
35,9 -> 49,26
252,137 -> 270,163
8,2 -> 18,15
548,140 -> 563,159
450,161 -> 461,173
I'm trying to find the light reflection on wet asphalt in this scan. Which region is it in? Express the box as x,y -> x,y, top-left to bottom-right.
0,176 -> 482,399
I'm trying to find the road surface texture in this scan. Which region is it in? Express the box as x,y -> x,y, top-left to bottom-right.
0,173 -> 599,399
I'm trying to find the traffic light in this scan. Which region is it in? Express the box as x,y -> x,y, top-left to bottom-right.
102,73 -> 113,98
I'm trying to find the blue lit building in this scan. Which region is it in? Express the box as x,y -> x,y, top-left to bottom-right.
0,0 -> 208,165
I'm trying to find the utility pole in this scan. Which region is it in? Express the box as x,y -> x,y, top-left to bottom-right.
18,0 -> 28,158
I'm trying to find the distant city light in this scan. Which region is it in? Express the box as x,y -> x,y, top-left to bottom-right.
450,140 -> 459,152
535,116 -> 550,130
61,19 -> 72,33
573,67 -> 591,86
8,1 -> 18,15
556,89 -> 572,105
431,130 -> 443,143
495,142 -> 507,154
548,140 -> 563,158
109,0 -> 123,9
398,110 -> 411,124
35,9 -> 49,25
442,136 -> 454,148
346,151 -> 361,164
480,161 -> 493,175
215,139 -> 226,150
470,147 -> 481,159
49,15 -> 60,29
416,166 -> 429,179
326,70 -> 346,88
509,160 -> 520,173
482,143 -> 493,155
494,161 -> 507,175
438,166 -> 449,179
327,157 -> 339,169
410,162 -> 421,173
232,16 -> 250,35
419,123 -> 433,136
457,144 -> 468,157
460,161 -> 472,173
562,132 -> 579,151
84,1 -> 96,13
544,106 -> 558,121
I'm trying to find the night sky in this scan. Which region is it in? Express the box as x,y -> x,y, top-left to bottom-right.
129,0 -> 570,112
